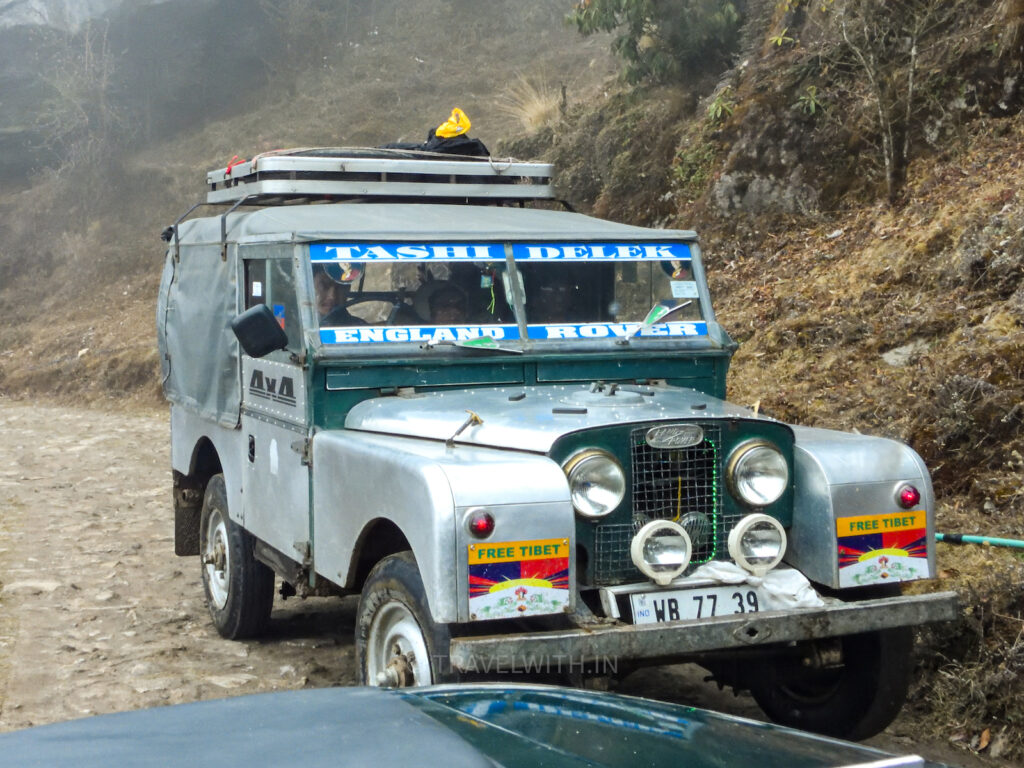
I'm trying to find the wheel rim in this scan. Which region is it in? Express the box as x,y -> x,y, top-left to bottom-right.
203,507 -> 230,610
366,600 -> 432,687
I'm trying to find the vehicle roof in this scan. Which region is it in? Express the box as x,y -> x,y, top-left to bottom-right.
176,202 -> 699,245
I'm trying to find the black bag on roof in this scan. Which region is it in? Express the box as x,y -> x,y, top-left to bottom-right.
381,107 -> 489,157
381,132 -> 490,157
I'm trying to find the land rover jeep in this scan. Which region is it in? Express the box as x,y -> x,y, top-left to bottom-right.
158,148 -> 957,740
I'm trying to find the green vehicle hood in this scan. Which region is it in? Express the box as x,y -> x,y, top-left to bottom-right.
0,684 -> 944,768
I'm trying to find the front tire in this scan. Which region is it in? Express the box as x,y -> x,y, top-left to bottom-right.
356,551 -> 454,687
748,628 -> 914,740
199,474 -> 274,639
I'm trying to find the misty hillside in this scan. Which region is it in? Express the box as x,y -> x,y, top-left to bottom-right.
1,0 -> 1023,761
0,0 -> 614,398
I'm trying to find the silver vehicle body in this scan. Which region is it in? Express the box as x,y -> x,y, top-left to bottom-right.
160,150 -> 956,679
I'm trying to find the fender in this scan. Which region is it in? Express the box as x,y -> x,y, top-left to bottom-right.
785,425 -> 935,590
311,430 -> 574,623
170,404 -> 246,552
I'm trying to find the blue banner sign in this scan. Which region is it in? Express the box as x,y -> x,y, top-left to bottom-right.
320,322 -> 708,345
309,242 -> 691,262
311,243 -> 503,261
511,243 -> 690,260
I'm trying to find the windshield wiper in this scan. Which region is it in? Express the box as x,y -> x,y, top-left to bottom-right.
421,336 -> 524,355
627,301 -> 693,339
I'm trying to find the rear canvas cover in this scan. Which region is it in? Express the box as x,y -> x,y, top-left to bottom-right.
157,231 -> 241,428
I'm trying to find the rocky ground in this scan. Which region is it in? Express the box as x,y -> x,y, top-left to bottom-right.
0,400 -> 1007,767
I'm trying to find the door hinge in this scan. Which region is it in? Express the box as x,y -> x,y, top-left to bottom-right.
293,541 -> 312,568
290,438 -> 312,467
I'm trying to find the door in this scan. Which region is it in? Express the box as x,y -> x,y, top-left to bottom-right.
238,252 -> 311,567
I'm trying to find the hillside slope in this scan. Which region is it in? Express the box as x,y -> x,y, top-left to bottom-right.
512,2 -> 1024,757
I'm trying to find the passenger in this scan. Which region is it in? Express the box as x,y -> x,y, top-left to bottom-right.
415,281 -> 468,324
314,264 -> 366,326
429,284 -> 469,324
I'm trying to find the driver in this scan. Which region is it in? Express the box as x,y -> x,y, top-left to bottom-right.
527,268 -> 582,324
314,264 -> 366,326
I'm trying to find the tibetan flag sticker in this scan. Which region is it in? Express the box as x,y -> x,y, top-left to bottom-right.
468,538 -> 569,621
836,511 -> 930,587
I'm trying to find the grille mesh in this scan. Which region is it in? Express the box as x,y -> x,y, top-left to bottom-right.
593,424 -> 728,586
593,524 -> 637,585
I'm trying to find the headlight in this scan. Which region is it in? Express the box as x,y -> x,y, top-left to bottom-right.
564,450 -> 626,519
728,514 -> 787,576
727,441 -> 788,507
631,520 -> 693,585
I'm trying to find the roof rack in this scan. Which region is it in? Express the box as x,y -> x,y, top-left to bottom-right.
206,147 -> 554,205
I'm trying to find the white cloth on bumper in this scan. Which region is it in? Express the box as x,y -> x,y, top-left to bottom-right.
689,561 -> 825,610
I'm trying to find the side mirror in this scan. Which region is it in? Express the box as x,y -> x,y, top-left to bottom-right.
231,304 -> 289,358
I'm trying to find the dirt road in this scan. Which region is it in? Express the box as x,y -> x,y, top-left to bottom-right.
0,401 -> 994,767
0,401 -> 357,732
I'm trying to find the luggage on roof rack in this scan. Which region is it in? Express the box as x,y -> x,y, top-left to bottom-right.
206,147 -> 554,205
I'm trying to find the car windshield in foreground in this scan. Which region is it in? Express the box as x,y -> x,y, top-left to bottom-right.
311,241 -> 707,347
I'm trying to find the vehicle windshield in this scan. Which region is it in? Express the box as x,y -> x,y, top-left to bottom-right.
311,242 -> 706,346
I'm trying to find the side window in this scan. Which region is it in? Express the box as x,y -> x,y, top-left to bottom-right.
244,259 -> 301,354
245,260 -> 267,308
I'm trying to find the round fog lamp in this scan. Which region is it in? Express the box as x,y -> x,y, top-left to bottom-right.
630,520 -> 692,586
728,514 -> 787,576
728,441 -> 788,508
564,450 -> 626,519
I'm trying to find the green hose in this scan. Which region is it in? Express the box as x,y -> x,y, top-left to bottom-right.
937,533 -> 1024,549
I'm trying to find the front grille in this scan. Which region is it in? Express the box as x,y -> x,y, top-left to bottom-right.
592,524 -> 637,585
593,424 -> 730,585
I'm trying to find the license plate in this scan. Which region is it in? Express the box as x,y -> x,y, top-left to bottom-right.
629,585 -> 763,624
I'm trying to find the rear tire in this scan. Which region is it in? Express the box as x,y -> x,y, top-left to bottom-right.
356,551 -> 455,687
748,628 -> 914,740
199,474 -> 274,639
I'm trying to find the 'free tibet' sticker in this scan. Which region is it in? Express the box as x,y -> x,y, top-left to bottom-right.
468,538 -> 569,565
467,538 -> 569,621
836,511 -> 929,588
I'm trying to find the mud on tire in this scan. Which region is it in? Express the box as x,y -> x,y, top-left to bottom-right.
356,551 -> 456,687
199,474 -> 274,639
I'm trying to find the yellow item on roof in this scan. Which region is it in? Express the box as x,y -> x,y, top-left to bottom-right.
436,107 -> 471,138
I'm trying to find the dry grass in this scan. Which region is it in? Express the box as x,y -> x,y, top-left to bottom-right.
914,544 -> 1024,761
496,75 -> 564,133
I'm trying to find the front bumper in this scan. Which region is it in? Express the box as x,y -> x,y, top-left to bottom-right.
449,591 -> 959,672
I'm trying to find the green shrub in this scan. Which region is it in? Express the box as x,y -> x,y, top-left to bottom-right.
569,0 -> 746,83
706,86 -> 736,123
672,133 -> 717,202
